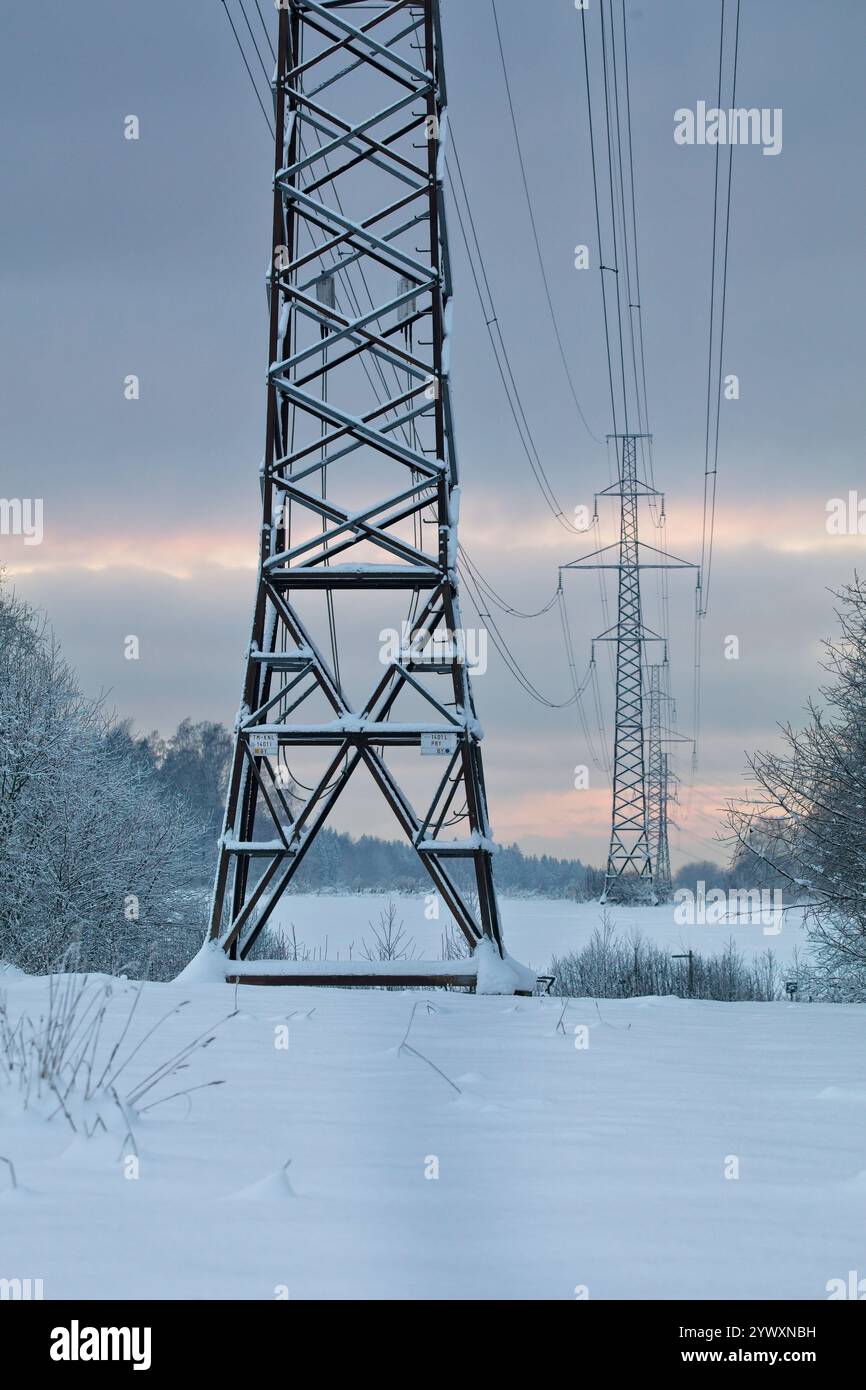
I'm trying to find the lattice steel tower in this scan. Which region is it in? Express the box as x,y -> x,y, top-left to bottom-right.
209,0 -> 504,964
564,434 -> 694,903
600,434 -> 652,901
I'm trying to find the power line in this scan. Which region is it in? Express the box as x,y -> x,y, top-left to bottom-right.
219,0 -> 274,137
253,0 -> 276,63
703,0 -> 741,615
597,0 -> 631,435
489,0 -> 603,445
237,0 -> 272,87
616,0 -> 661,529
446,141 -> 585,534
699,0 -> 728,616
607,0 -> 643,440
459,545 -> 560,620
559,582 -> 607,771
457,546 -> 605,768
621,0 -> 652,459
579,13 -> 620,693
615,0 -> 669,700
580,4 -> 620,440
458,559 -> 587,711
694,0 -> 741,768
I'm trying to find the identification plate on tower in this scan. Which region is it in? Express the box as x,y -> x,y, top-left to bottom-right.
421,731 -> 458,757
249,732 -> 279,758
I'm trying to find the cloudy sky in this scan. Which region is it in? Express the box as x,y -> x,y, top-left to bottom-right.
2,0 -> 864,867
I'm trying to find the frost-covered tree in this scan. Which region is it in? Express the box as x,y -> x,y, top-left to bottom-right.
157,718 -> 231,838
727,577 -> 866,997
106,717 -> 231,883
0,580 -> 200,973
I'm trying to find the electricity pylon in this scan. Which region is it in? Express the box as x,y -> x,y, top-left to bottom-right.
208,0 -> 505,969
563,434 -> 696,903
646,665 -> 672,900
647,664 -> 693,901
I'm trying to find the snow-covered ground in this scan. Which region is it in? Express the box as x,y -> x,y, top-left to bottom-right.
271,893 -> 807,969
2,963 -> 863,1300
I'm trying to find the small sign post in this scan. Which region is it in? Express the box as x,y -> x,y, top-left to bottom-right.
672,950 -> 695,998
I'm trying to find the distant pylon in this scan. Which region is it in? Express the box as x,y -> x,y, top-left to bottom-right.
563,434 -> 696,904
657,753 -> 673,898
646,666 -> 672,901
602,435 -> 653,901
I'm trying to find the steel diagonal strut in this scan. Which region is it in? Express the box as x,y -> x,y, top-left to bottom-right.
208,0 -> 506,969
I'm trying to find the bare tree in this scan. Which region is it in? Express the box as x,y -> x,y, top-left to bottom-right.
727,577 -> 866,997
361,901 -> 417,962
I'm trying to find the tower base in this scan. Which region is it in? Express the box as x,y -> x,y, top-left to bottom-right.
224,941 -> 537,995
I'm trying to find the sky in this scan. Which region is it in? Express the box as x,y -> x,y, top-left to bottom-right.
1,0 -> 865,868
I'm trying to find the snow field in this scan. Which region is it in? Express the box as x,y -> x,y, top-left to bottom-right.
1,964 -> 863,1300
269,893 -> 807,969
